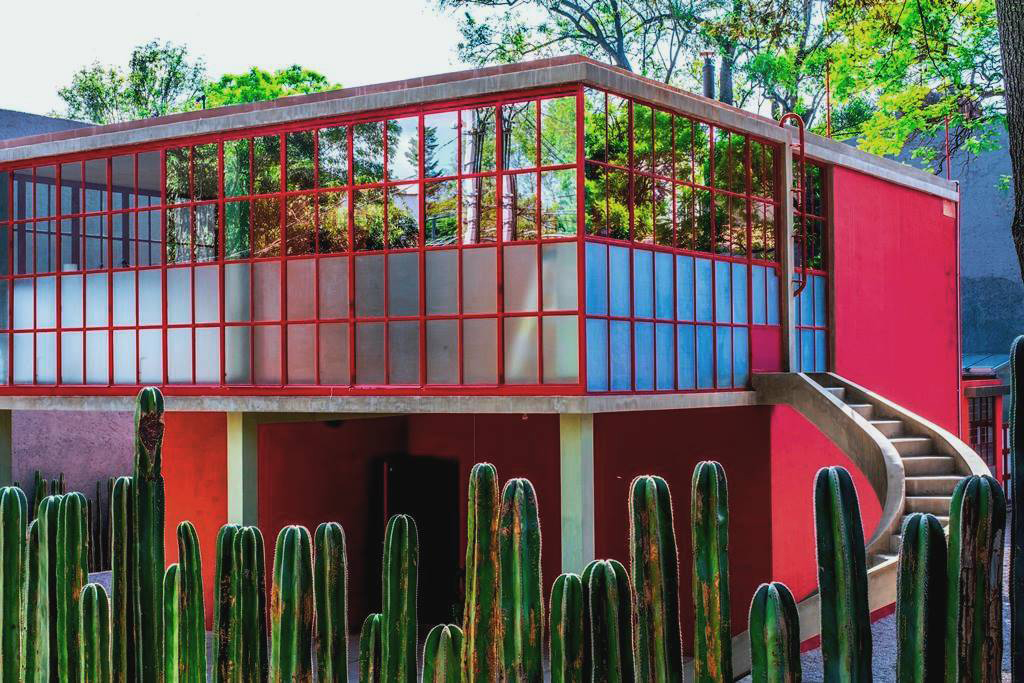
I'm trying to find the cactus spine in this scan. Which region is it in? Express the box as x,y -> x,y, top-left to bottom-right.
110,476 -> 136,683
0,486 -> 26,683
945,474 -> 1006,682
79,583 -> 112,683
748,582 -> 801,683
1010,334 -> 1024,678
58,491 -> 90,683
813,466 -> 871,681
212,524 -> 240,683
896,513 -> 946,681
463,462 -> 502,683
550,573 -> 585,683
359,613 -> 382,683
423,624 -> 464,682
133,387 -> 165,683
163,564 -> 181,683
691,462 -> 731,682
382,514 -> 418,683
587,559 -> 635,682
500,478 -> 543,682
23,519 -> 44,682
176,522 -> 206,682
629,475 -> 683,683
270,525 -> 314,682
314,522 -> 349,683
36,494 -> 62,680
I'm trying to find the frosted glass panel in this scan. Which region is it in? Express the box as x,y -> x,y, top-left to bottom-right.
766,269 -> 779,325
61,331 -> 83,384
634,322 -> 654,390
695,259 -> 712,322
138,329 -> 162,383
388,252 -> 419,317
167,328 -> 192,383
585,242 -> 607,316
286,324 -> 315,384
503,245 -> 538,313
0,335 -> 8,384
463,318 -> 497,384
633,250 -> 653,319
167,268 -> 192,324
194,266 -> 219,324
503,317 -> 538,384
286,260 -> 315,321
716,326 -> 732,387
426,250 -> 457,315
585,318 -> 608,391
138,270 -> 163,326
677,324 -> 695,390
355,322 -> 385,385
731,263 -> 747,324
355,255 -> 385,318
195,327 -> 219,383
318,323 -> 349,384
608,246 -> 630,317
13,334 -> 31,383
36,332 -> 55,383
656,323 -> 673,390
225,326 -> 251,384
714,261 -> 731,323
609,320 -> 631,391
815,329 -> 827,371
253,262 -> 281,322
113,272 -> 136,326
654,252 -> 672,320
254,325 -> 281,384
61,275 -> 83,327
733,327 -> 749,387
86,274 -> 108,327
676,256 -> 694,321
113,330 -> 136,384
318,257 -> 349,319
225,263 -> 251,322
426,319 -> 457,384
541,243 -> 577,311
37,277 -> 56,329
462,248 -> 497,314
751,265 -> 766,325
388,321 -> 420,384
696,325 -> 713,389
13,280 -> 33,330
800,328 -> 814,372
86,330 -> 108,384
814,275 -> 827,326
542,315 -> 578,383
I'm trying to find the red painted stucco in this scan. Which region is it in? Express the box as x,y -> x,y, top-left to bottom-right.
831,166 -> 960,432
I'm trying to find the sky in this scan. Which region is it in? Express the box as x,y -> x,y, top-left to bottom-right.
0,0 -> 472,116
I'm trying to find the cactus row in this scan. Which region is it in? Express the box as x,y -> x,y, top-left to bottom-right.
214,524 -> 269,682
0,486 -> 26,683
382,514 -> 418,683
314,522 -> 349,683
550,573 -> 585,683
80,583 -> 112,683
463,463 -> 502,683
133,387 -> 165,683
691,462 -> 731,683
270,524 -> 314,682
58,491 -> 90,683
586,559 -> 634,682
176,521 -> 206,682
896,512 -> 946,681
748,582 -> 800,683
500,478 -> 544,683
163,563 -> 181,683
359,613 -> 382,683
111,476 -> 136,683
423,624 -> 464,682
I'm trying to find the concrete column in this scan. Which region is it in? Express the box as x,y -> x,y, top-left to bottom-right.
559,413 -> 595,573
0,411 -> 10,486
780,138 -> 797,371
226,412 -> 259,526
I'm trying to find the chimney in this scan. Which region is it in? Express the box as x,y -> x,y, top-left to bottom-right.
701,51 -> 716,100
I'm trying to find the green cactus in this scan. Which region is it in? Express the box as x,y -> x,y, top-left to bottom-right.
691,462 -> 731,682
945,474 -> 1006,682
35,494 -> 62,680
359,613 -> 382,683
23,519 -> 44,683
133,387 -> 165,683
550,573 -> 585,683
382,514 -> 418,683
1010,334 -> 1024,678
79,583 -> 112,683
813,466 -> 871,681
212,524 -> 240,683
629,474 -> 683,683
176,522 -> 206,683
748,582 -> 801,683
110,476 -> 135,683
896,512 -> 946,681
0,486 -> 26,683
500,478 -> 543,683
164,564 -> 181,683
463,462 -> 502,683
235,526 -> 269,681
423,624 -> 464,682
270,525 -> 314,682
58,491 -> 90,683
587,559 -> 634,682
314,522 -> 348,683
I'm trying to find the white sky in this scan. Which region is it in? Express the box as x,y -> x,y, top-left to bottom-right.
1,0 -> 472,116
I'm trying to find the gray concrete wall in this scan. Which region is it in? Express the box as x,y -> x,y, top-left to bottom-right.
0,109 -> 88,141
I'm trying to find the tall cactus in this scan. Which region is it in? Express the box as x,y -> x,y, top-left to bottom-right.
629,474 -> 682,683
58,491 -> 90,683
314,522 -> 349,683
500,478 -> 544,682
463,463 -> 502,683
36,494 -> 62,680
110,476 -> 136,683
359,613 -> 382,683
691,462 -> 731,682
813,466 -> 871,681
550,573 -> 585,683
164,564 -> 181,683
896,512 -> 947,681
423,624 -> 464,682
80,583 -> 112,683
0,486 -> 26,683
1010,333 -> 1024,678
176,521 -> 206,683
748,582 -> 801,683
945,474 -> 1006,681
236,526 -> 269,681
23,519 -> 45,682
587,559 -> 634,682
270,525 -> 314,682
133,387 -> 165,683
382,514 -> 418,683
212,524 -> 240,683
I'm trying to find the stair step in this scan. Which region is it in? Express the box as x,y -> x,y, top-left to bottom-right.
905,496 -> 952,515
824,386 -> 846,400
902,456 -> 956,476
869,419 -> 903,438
906,475 -> 963,496
847,403 -> 873,418
890,437 -> 933,456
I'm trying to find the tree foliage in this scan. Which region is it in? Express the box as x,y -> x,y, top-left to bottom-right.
204,66 -> 339,108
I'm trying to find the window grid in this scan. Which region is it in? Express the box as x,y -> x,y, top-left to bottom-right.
793,160 -> 829,374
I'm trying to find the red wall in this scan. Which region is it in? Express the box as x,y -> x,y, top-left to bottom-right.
831,166 -> 960,432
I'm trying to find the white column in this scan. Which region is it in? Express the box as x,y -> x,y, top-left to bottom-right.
226,412 -> 258,526
559,413 -> 595,573
780,137 -> 797,371
0,411 -> 11,486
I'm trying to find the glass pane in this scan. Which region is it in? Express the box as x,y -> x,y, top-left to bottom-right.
225,263 -> 251,322
354,254 -> 385,317
387,185 -> 419,249
426,319 -> 457,384
654,180 -> 672,246
286,131 -> 315,191
193,144 -> 218,201
462,107 -> 496,174
112,156 -> 134,208
225,200 -> 251,260
353,122 -> 385,185
610,321 -> 631,390
463,318 -> 497,384
541,242 -> 577,311
318,126 -> 348,188
503,173 -> 537,241
224,139 -> 250,198
503,101 -> 537,170
113,271 -> 136,326
225,326 -> 251,383
253,261 -> 281,321
60,163 -> 82,215
355,322 -> 385,385
540,169 -> 576,237
138,211 -> 161,265
36,276 -> 55,329
607,168 -> 629,240
503,316 -> 538,384
194,205 -> 218,262
252,198 -> 280,257
61,274 -> 83,328
166,267 -> 192,324
424,181 -> 457,246
287,324 -> 315,383
388,321 -> 419,384
13,334 -> 31,384
166,207 -> 190,264
138,328 -> 162,383
585,162 -> 607,236
113,330 -> 136,384
353,188 -> 385,251
37,332 -> 56,384
254,324 -> 281,384
318,322 -> 349,384
287,259 -> 315,321
461,176 -> 497,244
541,96 -> 576,166
633,104 -> 652,174
165,148 -> 189,205
585,318 -> 608,391
253,136 -> 281,195
388,117 -> 419,182
583,89 -> 606,163
633,249 -> 653,319
424,112 -> 458,179
195,327 -> 219,384
286,195 -> 315,255
138,269 -> 163,326
318,257 -> 349,319
35,166 -> 57,218
675,116 -> 693,182
61,331 -> 83,384
503,245 -> 537,313
425,249 -> 457,315
318,192 -> 348,253
634,177 -> 653,244
462,247 -> 496,314
654,109 -> 672,177
84,215 -> 106,269
167,327 -> 192,384
85,273 -> 108,327
387,252 -> 419,316
584,242 -> 607,316
542,315 -> 578,383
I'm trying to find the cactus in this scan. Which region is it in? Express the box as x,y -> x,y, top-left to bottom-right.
896,512 -> 947,681
587,559 -> 634,682
813,466 -> 871,681
629,475 -> 683,683
314,522 -> 349,683
270,525 -> 314,682
550,573 -> 585,683
110,477 -> 136,683
176,521 -> 206,682
423,624 -> 464,682
359,613 -> 383,683
945,474 -> 1006,681
23,519 -> 44,682
57,491 -> 90,683
1010,334 -> 1024,678
748,582 -> 801,683
0,486 -> 26,683
212,524 -> 240,683
164,564 -> 181,683
79,583 -> 112,683
500,478 -> 544,682
691,462 -> 731,682
35,494 -> 62,680
235,526 -> 269,681
133,387 -> 165,683
463,462 -> 502,683
382,514 -> 418,683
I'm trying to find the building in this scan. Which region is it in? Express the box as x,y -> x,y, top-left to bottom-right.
0,57 -> 987,670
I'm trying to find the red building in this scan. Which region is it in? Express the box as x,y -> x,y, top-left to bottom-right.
0,57 -> 988,671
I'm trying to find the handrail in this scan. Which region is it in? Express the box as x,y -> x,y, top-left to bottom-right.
779,112 -> 809,298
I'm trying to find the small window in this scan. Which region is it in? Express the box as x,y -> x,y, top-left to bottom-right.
318,126 -> 348,188
286,131 -> 315,192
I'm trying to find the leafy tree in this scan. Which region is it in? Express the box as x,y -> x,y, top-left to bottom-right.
204,65 -> 339,107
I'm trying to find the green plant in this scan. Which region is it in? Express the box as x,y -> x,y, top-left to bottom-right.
23,519 -> 44,682
423,624 -> 464,682
896,512 -> 946,681
176,521 -> 206,682
314,522 -> 349,683
1010,334 -> 1024,678
163,564 -> 181,683
550,573 -> 585,683
0,486 -> 26,683
58,491 -> 90,683
383,514 -> 418,683
270,525 -> 314,682
945,474 -> 1006,681
586,559 -> 634,682
35,494 -> 63,680
748,582 -> 801,683
500,478 -> 543,682
237,526 -> 269,680
814,466 -> 871,681
691,462 -> 731,682
110,476 -> 135,683
359,613 -> 382,683
463,462 -> 502,682
629,474 -> 682,683
212,524 -> 240,682
79,583 -> 112,683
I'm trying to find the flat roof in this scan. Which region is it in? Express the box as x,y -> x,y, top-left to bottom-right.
0,56 -> 958,201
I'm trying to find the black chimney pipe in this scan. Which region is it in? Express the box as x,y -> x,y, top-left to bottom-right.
701,51 -> 716,100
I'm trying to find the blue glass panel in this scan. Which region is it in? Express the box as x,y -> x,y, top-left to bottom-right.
799,280 -> 813,328
585,242 -> 608,315
610,320 -> 631,390
696,325 -> 714,389
716,326 -> 732,387
633,249 -> 654,319
609,246 -> 631,317
733,327 -> 750,387
751,265 -> 766,325
814,275 -> 827,327
695,258 -> 713,322
677,324 -> 696,389
815,329 -> 827,371
766,269 -> 780,325
634,322 -> 654,390
801,329 -> 814,371
586,318 -> 609,391
655,323 -> 673,390
676,255 -> 694,321
654,251 -> 673,320
715,260 -> 731,323
732,263 -> 747,324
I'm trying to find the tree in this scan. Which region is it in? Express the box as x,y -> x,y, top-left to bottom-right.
996,0 -> 1024,280
204,65 -> 339,107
